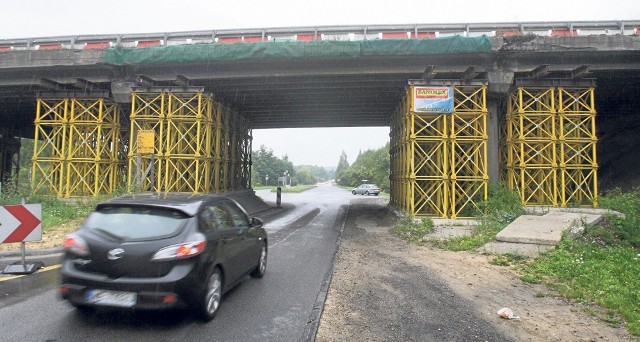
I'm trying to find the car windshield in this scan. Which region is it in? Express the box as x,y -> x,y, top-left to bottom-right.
84,206 -> 189,240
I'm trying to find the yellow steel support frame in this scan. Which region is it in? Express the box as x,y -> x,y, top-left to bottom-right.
558,87 -> 598,207
128,91 -> 250,194
507,86 -> 597,207
450,86 -> 488,218
128,92 -> 165,192
65,99 -> 121,197
390,85 -> 488,218
163,92 -> 212,193
32,99 -> 68,197
411,96 -> 449,218
213,103 -> 222,192
32,98 -> 122,198
507,87 -> 558,206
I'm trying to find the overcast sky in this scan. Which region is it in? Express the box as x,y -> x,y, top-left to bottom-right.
1,0 -> 637,166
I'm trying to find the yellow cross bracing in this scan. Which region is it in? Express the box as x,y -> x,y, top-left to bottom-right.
32,98 -> 122,198
390,85 -> 488,219
163,92 -> 212,193
558,87 -> 598,207
128,91 -> 251,194
127,92 -> 166,192
31,99 -> 67,197
506,86 -> 598,207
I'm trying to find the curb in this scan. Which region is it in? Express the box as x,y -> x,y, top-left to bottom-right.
0,247 -> 63,258
300,204 -> 349,342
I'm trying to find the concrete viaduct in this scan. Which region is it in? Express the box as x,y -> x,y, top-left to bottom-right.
0,21 -> 639,217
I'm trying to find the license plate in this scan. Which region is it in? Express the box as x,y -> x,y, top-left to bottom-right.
85,289 -> 137,307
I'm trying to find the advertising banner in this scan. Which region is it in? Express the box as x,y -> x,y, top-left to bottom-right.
413,86 -> 453,114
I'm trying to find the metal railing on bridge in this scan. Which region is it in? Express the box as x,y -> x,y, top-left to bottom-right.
0,20 -> 638,51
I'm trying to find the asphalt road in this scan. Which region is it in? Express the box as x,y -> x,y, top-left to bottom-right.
0,184 -> 350,342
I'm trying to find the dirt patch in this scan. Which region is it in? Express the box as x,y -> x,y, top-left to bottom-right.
316,200 -> 637,341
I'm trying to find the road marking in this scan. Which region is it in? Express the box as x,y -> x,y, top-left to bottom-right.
0,264 -> 61,282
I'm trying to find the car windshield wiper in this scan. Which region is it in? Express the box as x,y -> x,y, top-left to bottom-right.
91,227 -> 126,242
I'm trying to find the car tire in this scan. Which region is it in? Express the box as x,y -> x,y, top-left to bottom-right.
352,190 -> 356,195
374,193 -> 379,196
250,243 -> 268,278
198,267 -> 223,322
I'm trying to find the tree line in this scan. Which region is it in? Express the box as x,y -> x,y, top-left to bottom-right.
334,143 -> 390,191
250,145 -> 332,186
251,143 -> 390,191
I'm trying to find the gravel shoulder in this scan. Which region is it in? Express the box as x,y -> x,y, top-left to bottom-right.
316,198 -> 636,341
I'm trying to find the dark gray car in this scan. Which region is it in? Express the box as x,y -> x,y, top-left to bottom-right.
59,192 -> 268,321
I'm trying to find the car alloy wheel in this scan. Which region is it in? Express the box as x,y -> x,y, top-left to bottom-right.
251,243 -> 267,278
200,268 -> 222,321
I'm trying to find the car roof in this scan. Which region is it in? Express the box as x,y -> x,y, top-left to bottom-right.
96,192 -> 226,216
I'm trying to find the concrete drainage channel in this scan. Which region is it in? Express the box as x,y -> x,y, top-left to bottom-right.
424,207 -> 625,258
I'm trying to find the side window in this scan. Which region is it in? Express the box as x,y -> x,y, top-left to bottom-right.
199,207 -> 216,232
224,202 -> 250,228
200,204 -> 234,231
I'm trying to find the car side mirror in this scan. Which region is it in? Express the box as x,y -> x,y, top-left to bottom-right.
251,217 -> 264,228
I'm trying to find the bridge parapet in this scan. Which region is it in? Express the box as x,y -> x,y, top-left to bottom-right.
0,20 -> 638,51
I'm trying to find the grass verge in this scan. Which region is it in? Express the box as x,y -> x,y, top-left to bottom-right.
268,185 -> 317,193
430,182 -> 524,251
518,188 -> 640,335
393,217 -> 434,244
519,239 -> 640,333
0,193 -> 100,229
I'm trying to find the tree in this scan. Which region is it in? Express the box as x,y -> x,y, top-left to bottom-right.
251,145 -> 296,186
335,150 -> 349,185
293,165 -> 331,185
338,143 -> 390,190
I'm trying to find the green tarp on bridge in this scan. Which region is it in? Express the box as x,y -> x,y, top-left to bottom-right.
104,35 -> 492,65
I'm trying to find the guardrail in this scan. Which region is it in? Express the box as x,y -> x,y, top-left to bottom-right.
0,20 -> 638,51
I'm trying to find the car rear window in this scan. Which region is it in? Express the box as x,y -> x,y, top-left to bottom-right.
84,206 -> 189,240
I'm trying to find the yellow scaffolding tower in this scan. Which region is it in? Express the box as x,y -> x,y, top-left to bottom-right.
128,92 -> 166,192
32,99 -> 67,197
506,86 -> 597,207
163,92 -> 212,193
507,87 -> 558,206
450,86 -> 489,218
390,84 -> 488,218
128,91 -> 252,194
32,98 -> 122,198
558,87 -> 598,207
